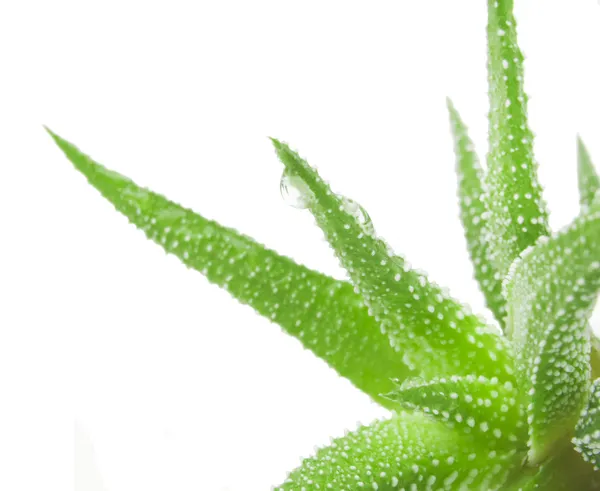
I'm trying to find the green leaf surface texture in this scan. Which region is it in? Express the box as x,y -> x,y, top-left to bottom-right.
47,129 -> 413,409
485,0 -> 550,280
271,138 -> 515,384
573,378 -> 600,470
276,411 -> 522,491
447,99 -> 507,327
504,207 -> 600,463
578,137 -> 600,211
386,375 -> 527,452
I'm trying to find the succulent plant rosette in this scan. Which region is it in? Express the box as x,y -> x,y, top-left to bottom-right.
50,0 -> 600,489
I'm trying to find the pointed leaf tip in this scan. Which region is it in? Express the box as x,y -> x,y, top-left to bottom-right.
271,139 -> 515,383
448,102 -> 507,326
577,136 -> 599,210
44,125 -> 60,142
48,132 -> 416,409
269,136 -> 282,149
386,375 -> 528,452
485,0 -> 550,280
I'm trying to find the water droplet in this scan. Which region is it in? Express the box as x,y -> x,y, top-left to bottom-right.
341,197 -> 375,235
280,170 -> 312,209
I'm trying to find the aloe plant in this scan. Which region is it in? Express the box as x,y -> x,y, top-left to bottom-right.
50,0 -> 600,489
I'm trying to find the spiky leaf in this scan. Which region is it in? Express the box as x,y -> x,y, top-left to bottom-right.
485,0 -> 550,280
573,378 -> 600,470
447,99 -> 506,326
386,375 -> 527,452
578,136 -> 600,210
576,137 -> 600,382
47,129 -> 415,408
504,208 -> 600,463
271,139 -> 515,383
276,412 -> 522,490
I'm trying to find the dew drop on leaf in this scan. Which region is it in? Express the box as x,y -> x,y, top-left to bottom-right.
280,170 -> 313,209
341,197 -> 375,235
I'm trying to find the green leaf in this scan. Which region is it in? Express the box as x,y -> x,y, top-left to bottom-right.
516,446 -> 600,491
578,136 -> 600,210
576,137 -> 600,384
276,411 -> 522,490
385,374 -> 527,452
485,0 -> 550,280
46,128 -> 413,409
504,208 -> 600,464
573,378 -> 600,470
447,99 -> 506,327
591,336 -> 600,380
271,139 -> 515,383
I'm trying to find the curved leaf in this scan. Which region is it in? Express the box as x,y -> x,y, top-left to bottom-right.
578,136 -> 600,210
504,208 -> 600,463
447,99 -> 506,327
47,128 -> 413,408
573,378 -> 600,470
271,139 -> 515,383
386,374 -> 527,452
276,412 -> 522,491
485,0 -> 550,280
575,137 -> 600,382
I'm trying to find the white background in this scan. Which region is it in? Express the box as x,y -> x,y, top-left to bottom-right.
0,1 -> 599,490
